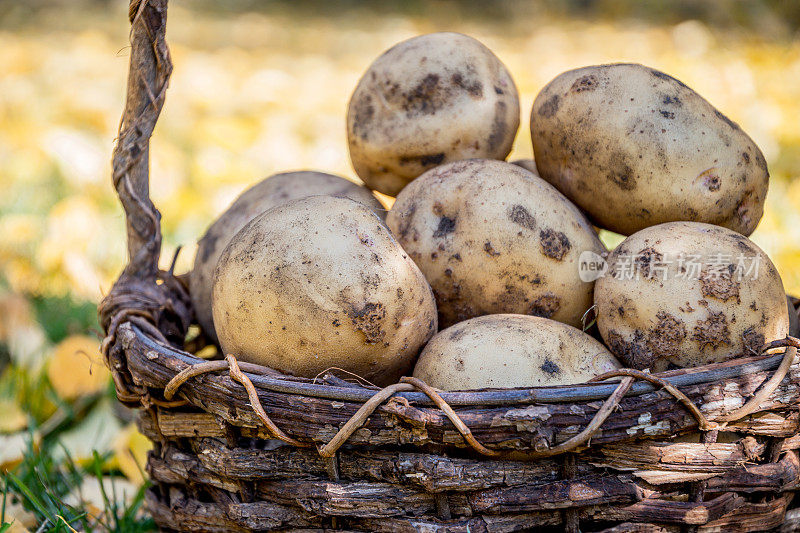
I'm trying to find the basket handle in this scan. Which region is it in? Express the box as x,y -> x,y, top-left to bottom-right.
112,0 -> 171,280
100,0 -> 190,401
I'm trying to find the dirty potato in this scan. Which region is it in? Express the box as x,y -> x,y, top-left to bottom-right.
212,196 -> 437,386
191,171 -> 384,342
511,158 -> 539,176
531,63 -> 769,236
413,314 -> 622,390
347,32 -> 520,197
595,222 -> 789,370
386,159 -> 605,329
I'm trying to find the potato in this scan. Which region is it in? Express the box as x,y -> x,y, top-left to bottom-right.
412,314 -> 622,390
386,159 -> 605,329
347,32 -> 520,197
531,63 -> 769,236
788,296 -> 800,338
191,171 -> 384,342
595,222 -> 789,370
511,158 -> 539,176
212,196 -> 437,386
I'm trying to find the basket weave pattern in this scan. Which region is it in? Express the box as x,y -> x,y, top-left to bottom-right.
100,2 -> 800,531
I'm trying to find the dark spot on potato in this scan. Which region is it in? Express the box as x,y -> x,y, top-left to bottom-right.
736,189 -> 757,228
396,203 -> 417,240
703,172 -> 721,191
662,95 -> 682,106
444,268 -> 453,277
570,74 -> 598,92
540,359 -> 561,375
450,253 -> 462,262
508,205 -> 536,231
731,235 -> 755,254
450,72 -> 483,97
618,306 -> 625,317
449,326 -> 467,342
538,94 -> 560,118
348,302 -> 386,344
351,95 -> 374,140
494,86 -> 504,95
635,247 -> 664,279
692,312 -> 731,350
714,108 -> 740,131
539,229 -> 571,260
332,319 -> 341,327
530,292 -> 560,318
399,152 -> 445,167
647,311 -> 687,358
433,216 -> 456,238
484,241 -> 501,257
404,73 -> 443,115
487,100 -> 508,151
659,110 -> 675,119
649,68 -> 689,89
754,151 -> 768,174
396,287 -> 404,298
607,153 -> 636,190
741,327 -> 765,355
699,268 -> 741,303
607,329 -> 656,369
742,151 -> 751,164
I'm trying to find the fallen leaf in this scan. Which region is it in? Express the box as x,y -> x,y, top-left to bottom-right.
0,432 -> 38,471
0,293 -> 49,371
111,423 -> 152,484
2,496 -> 37,531
52,398 -> 122,464
0,399 -> 27,434
47,335 -> 109,400
63,476 -> 138,524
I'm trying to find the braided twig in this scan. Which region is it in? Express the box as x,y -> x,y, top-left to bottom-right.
99,0 -> 192,404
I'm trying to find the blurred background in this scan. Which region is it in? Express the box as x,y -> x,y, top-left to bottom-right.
1,0 -> 799,530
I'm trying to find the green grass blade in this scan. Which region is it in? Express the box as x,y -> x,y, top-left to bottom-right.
5,472 -> 53,523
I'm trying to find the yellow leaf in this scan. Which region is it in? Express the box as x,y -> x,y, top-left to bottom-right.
0,431 -> 38,471
63,476 -> 138,526
47,335 -> 109,400
2,497 -> 37,532
0,399 -> 27,433
52,399 -> 122,464
111,423 -> 152,484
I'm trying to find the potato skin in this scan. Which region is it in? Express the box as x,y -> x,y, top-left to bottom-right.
595,222 -> 789,370
788,296 -> 800,338
191,171 -> 384,342
413,314 -> 622,390
531,63 -> 769,236
386,159 -> 605,329
212,196 -> 436,386
511,158 -> 539,176
347,32 -> 520,197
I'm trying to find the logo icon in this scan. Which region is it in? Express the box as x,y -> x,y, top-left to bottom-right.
579,251 -> 608,282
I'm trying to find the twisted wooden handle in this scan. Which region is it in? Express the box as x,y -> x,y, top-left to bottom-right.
99,0 -> 192,403
113,0 -> 172,279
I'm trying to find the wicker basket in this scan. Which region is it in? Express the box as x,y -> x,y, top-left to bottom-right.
101,2 -> 800,531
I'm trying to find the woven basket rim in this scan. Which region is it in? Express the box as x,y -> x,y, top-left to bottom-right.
131,322 -> 789,406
